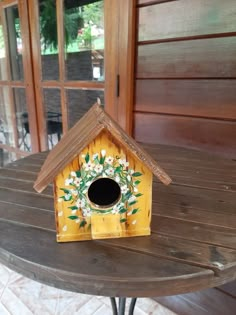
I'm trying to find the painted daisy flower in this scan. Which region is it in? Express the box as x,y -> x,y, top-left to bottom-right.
94,164 -> 103,173
70,171 -> 76,177
71,189 -> 78,196
105,156 -> 114,165
65,178 -> 73,186
111,205 -> 119,214
127,175 -> 131,181
115,175 -> 120,183
82,208 -> 91,217
76,199 -> 85,208
121,185 -> 128,194
84,161 -> 94,171
64,194 -> 71,201
119,159 -> 129,167
128,195 -> 136,203
85,181 -> 92,187
74,178 -> 82,186
106,168 -> 114,176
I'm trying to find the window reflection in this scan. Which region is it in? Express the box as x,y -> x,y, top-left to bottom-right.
5,5 -> 24,81
0,87 -> 15,148
67,88 -> 104,128
43,89 -> 62,149
64,0 -> 104,81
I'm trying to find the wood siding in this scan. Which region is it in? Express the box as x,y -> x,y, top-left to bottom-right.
134,0 -> 236,157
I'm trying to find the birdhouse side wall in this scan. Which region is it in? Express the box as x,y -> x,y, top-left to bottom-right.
54,130 -> 152,242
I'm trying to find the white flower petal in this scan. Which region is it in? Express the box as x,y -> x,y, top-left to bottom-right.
62,225 -> 67,232
58,211 -> 63,216
132,220 -> 137,225
101,149 -> 106,156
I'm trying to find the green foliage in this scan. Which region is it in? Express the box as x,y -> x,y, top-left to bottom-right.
40,0 -> 83,51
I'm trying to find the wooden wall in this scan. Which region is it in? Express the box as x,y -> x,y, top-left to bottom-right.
134,0 -> 236,157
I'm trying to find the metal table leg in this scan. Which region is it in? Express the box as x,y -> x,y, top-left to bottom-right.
110,297 -> 137,315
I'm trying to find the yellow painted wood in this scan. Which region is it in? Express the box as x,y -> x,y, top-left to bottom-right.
54,129 -> 152,242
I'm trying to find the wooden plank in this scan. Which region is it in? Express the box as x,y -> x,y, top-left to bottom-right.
100,234 -> 236,274
0,177 -> 53,196
154,287 -> 236,315
134,113 -> 236,158
135,80 -> 236,119
218,281 -> 236,297
0,201 -> 55,231
0,188 -> 54,211
138,0 -> 236,42
0,220 -> 214,297
152,216 -> 236,249
137,37 -> 236,78
142,142 -> 236,165
152,185 -> 236,228
0,168 -> 37,181
8,161 -> 42,173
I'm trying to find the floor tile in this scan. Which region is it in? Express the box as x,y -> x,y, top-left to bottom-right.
0,263 -> 177,315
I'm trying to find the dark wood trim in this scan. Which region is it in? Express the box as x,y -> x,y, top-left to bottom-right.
28,0 -> 48,151
19,0 -> 39,152
105,0 -> 136,135
138,32 -> 236,46
137,0 -> 177,7
41,81 -> 104,89
56,0 -> 68,133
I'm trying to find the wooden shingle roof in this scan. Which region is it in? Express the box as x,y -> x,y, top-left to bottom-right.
34,103 -> 171,193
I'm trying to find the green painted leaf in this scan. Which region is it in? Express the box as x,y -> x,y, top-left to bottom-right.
80,220 -> 87,228
87,223 -> 91,230
100,156 -> 105,164
133,172 -> 142,177
131,208 -> 139,215
125,191 -> 132,199
68,215 -> 78,220
60,188 -> 70,194
120,218 -> 127,223
135,193 -> 143,197
128,200 -> 137,206
134,180 -> 141,185
119,208 -> 127,214
115,166 -> 122,173
85,153 -> 90,163
76,170 -> 81,177
68,206 -> 79,210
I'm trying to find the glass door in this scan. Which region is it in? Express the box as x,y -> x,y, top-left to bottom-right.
0,0 -> 39,165
29,0 -> 105,151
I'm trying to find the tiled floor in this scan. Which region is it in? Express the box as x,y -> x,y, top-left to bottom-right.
0,263 -> 176,315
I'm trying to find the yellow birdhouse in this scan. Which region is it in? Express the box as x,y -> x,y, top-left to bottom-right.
34,103 -> 171,242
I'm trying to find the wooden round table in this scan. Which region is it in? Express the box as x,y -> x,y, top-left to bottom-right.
0,144 -> 235,314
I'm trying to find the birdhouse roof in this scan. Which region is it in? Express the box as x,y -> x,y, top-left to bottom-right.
34,103 -> 171,193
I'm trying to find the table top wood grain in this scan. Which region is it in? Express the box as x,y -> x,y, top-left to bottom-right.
0,144 -> 235,297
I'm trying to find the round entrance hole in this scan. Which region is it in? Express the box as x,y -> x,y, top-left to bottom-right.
88,178 -> 121,208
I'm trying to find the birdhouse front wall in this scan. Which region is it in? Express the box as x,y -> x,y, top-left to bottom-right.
54,130 -> 152,242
